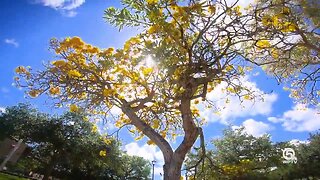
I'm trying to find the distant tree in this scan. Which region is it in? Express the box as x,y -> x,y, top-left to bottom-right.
185,128 -> 320,179
283,131 -> 320,179
0,104 -> 150,180
119,154 -> 151,180
185,127 -> 285,179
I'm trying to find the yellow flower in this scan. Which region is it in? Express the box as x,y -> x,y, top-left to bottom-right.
134,134 -> 144,141
226,87 -> 236,93
104,47 -> 114,55
281,22 -> 296,32
148,25 -> 158,34
225,65 -> 233,72
92,124 -> 98,133
103,88 -> 116,96
160,131 -> 167,138
146,0 -> 158,5
83,116 -> 89,121
282,7 -> 291,15
52,60 -> 67,68
67,70 -> 82,78
49,86 -> 60,95
147,139 -> 156,145
261,15 -> 272,27
243,95 -> 251,100
208,5 -> 216,14
70,36 -> 84,46
69,104 -> 79,112
272,15 -> 279,27
142,67 -> 153,76
89,47 -> 100,54
271,48 -> 279,58
103,138 -> 112,145
15,66 -> 27,74
99,150 -> 107,157
256,40 -> 271,48
29,90 -> 40,98
153,120 -> 160,129
234,5 -> 241,16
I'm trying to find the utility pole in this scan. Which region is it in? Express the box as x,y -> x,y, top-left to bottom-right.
185,169 -> 188,180
0,139 -> 23,171
151,160 -> 156,180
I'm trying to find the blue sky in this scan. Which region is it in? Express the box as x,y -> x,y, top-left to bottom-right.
1,0 -> 319,178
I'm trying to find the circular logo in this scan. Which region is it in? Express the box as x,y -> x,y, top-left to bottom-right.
282,148 -> 295,160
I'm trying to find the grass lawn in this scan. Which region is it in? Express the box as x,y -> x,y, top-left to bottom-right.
0,172 -> 29,180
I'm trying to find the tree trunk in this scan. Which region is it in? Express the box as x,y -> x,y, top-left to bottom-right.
43,164 -> 53,180
160,98 -> 200,180
122,94 -> 199,180
163,157 -> 184,180
43,155 -> 58,180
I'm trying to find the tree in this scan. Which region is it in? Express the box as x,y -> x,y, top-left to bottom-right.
282,131 -> 320,179
0,104 -> 151,180
185,128 -> 320,180
14,0 -> 318,179
244,0 -> 320,106
119,154 -> 151,179
186,127 -> 283,179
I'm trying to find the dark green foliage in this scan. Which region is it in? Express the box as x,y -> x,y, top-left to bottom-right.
0,104 -> 150,180
186,127 -> 320,180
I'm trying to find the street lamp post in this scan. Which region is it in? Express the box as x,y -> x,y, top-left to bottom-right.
185,169 -> 188,180
151,160 -> 156,180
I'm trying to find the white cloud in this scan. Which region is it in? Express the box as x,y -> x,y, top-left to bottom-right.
289,139 -> 309,147
226,0 -> 254,9
4,39 -> 19,47
38,0 -> 84,10
125,142 -> 164,177
61,10 -> 77,17
233,119 -> 273,137
35,0 -> 85,17
0,107 -> 5,113
110,106 -> 121,115
200,77 -> 278,124
267,104 -> 320,132
267,116 -> 282,123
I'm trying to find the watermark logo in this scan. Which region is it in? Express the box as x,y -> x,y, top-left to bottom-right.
282,148 -> 297,164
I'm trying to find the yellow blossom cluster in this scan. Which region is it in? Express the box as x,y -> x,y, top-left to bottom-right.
55,37 -> 84,54
221,159 -> 251,175
28,89 -> 41,98
91,124 -> 98,133
69,104 -> 79,112
15,66 -> 31,79
99,150 -> 107,157
256,40 -> 271,48
15,66 -> 27,74
49,86 -> 60,95
115,114 -> 131,128
260,6 -> 297,33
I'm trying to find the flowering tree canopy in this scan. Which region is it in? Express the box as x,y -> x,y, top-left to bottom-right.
15,0 -> 319,179
244,0 -> 320,106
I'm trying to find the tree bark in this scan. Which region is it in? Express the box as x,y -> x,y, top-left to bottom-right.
163,99 -> 200,180
43,155 -> 58,180
122,93 -> 199,180
163,158 -> 183,180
